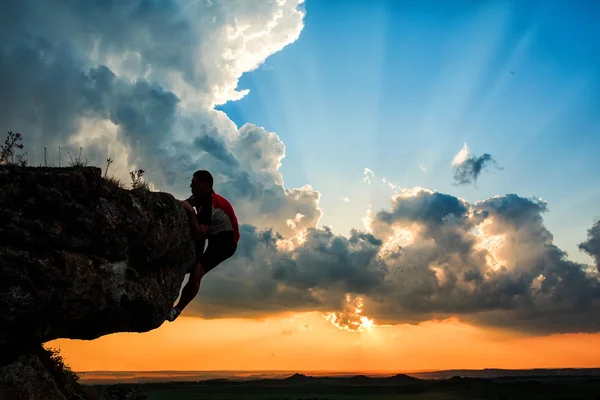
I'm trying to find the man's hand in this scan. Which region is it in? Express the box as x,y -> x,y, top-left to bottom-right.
191,224 -> 209,244
179,199 -> 195,214
197,224 -> 209,236
179,199 -> 209,243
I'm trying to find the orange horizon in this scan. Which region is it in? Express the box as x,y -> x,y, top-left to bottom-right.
66,366 -> 600,375
47,312 -> 600,373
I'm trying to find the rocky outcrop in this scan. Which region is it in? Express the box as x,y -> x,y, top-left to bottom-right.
0,166 -> 196,399
0,344 -> 148,400
0,344 -> 84,400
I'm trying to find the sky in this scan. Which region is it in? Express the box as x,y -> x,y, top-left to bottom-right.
215,0 -> 600,262
2,0 -> 600,372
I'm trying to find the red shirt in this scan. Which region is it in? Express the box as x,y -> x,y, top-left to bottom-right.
187,191 -> 240,243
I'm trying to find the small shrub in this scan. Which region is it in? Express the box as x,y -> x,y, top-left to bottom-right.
101,157 -> 126,189
67,147 -> 88,167
40,345 -> 81,397
45,346 -> 79,382
105,175 -> 125,189
130,168 -> 150,191
14,151 -> 28,166
104,158 -> 113,178
0,131 -> 27,166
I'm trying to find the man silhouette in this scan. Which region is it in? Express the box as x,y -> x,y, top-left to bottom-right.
166,170 -> 239,322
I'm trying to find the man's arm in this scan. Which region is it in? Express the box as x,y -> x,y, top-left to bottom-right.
179,197 -> 205,241
180,194 -> 211,241
195,193 -> 212,237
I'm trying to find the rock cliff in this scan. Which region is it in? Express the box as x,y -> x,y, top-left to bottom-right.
0,165 -> 196,399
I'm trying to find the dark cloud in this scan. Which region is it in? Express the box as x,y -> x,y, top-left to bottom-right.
475,194 -> 548,229
192,188 -> 600,335
369,190 -> 600,334
0,0 -> 315,228
376,191 -> 469,227
0,0 -> 215,92
193,125 -> 240,168
0,36 -> 95,152
195,225 -> 391,318
0,28 -> 181,187
272,227 -> 388,294
579,220 -> 600,272
0,0 -> 198,155
451,143 -> 503,186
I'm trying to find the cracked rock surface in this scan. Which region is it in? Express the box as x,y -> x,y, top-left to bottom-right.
0,165 -> 195,399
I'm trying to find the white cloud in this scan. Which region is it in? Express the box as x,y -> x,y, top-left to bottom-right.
0,0 -> 320,238
341,197 -> 350,203
451,142 -> 501,186
381,177 -> 398,190
452,142 -> 470,166
363,168 -> 375,184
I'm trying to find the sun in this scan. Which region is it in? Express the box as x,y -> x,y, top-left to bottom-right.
323,294 -> 376,333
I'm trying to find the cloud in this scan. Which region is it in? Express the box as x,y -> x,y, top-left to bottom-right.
193,125 -> 240,168
381,177 -> 398,190
196,226 -> 390,318
579,220 -> 600,272
419,165 -> 427,172
362,168 -> 399,193
192,187 -> 600,335
323,294 -> 374,332
0,0 -> 315,234
341,197 -> 350,203
451,143 -> 502,186
365,189 -> 600,333
363,168 -> 375,184
3,0 -> 600,337
452,143 -> 471,167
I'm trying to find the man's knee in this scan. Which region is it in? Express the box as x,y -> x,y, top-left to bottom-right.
192,261 -> 206,278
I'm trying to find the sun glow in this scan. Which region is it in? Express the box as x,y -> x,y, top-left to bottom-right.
323,294 -> 375,333
377,224 -> 418,260
473,217 -> 509,272
272,213 -> 310,251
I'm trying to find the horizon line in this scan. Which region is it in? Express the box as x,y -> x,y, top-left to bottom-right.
75,366 -> 600,374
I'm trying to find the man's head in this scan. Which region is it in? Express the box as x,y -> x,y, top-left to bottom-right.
191,170 -> 213,198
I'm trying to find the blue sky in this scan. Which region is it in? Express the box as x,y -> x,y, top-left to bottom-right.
217,0 -> 600,263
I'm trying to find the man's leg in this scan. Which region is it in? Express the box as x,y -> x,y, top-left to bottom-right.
176,261 -> 206,312
166,233 -> 236,322
187,238 -> 206,274
166,261 -> 207,322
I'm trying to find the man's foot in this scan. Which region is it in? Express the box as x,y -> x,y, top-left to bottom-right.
166,307 -> 181,322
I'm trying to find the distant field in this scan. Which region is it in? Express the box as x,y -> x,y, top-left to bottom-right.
146,393 -> 467,400
76,368 -> 600,385
144,388 -> 600,400
83,371 -> 600,400
137,375 -> 600,400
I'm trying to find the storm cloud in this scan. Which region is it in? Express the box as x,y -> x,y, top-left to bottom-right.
192,189 -> 600,333
196,188 -> 600,334
0,0 -> 315,230
368,191 -> 600,333
579,220 -> 600,272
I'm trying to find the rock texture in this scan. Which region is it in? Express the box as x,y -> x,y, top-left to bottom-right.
0,165 -> 196,399
0,344 -> 149,400
0,344 -> 84,400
